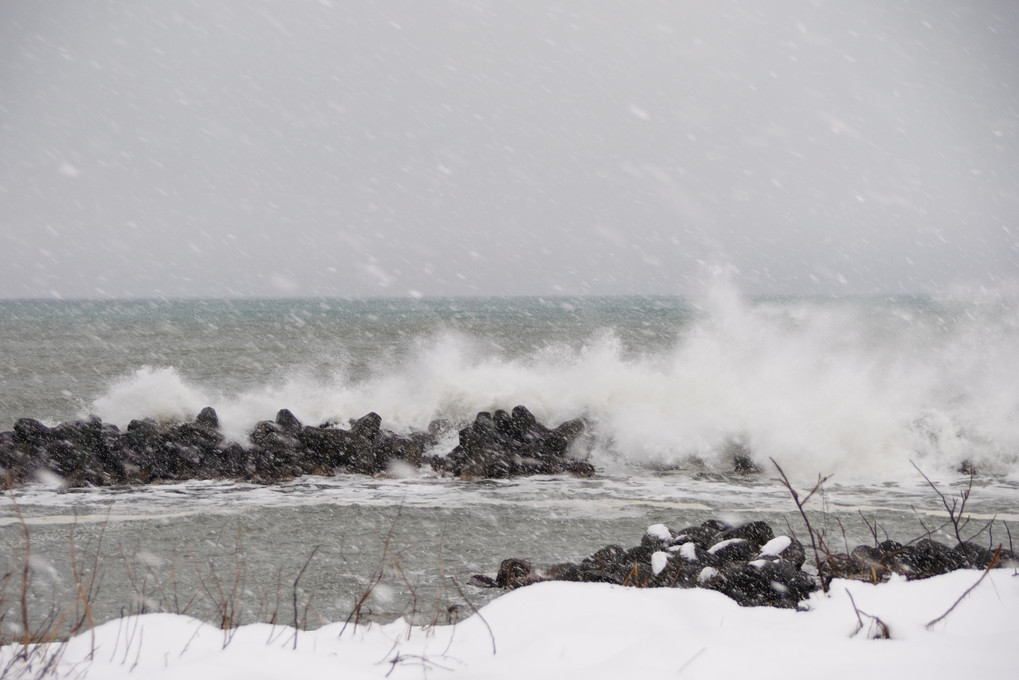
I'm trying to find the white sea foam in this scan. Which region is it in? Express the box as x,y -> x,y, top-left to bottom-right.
83,279 -> 1019,482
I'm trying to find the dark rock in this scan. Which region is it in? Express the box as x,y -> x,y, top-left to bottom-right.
552,418 -> 585,444
510,405 -> 540,438
641,524 -> 674,549
754,536 -> 806,570
546,562 -> 584,582
954,541 -> 997,569
669,540 -> 713,565
13,418 -> 53,446
299,426 -> 354,467
700,519 -> 732,533
910,538 -> 966,578
711,521 -> 775,548
819,553 -> 865,581
275,409 -> 302,434
848,544 -> 891,582
707,538 -> 758,563
496,558 -> 535,589
623,545 -> 656,565
195,407 -> 220,430
351,412 -> 382,441
878,539 -> 904,554
468,574 -> 498,588
581,545 -> 627,572
670,525 -> 720,549
579,569 -> 624,584
733,453 -> 760,474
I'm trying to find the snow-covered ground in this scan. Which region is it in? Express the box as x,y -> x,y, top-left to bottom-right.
4,569 -> 1015,679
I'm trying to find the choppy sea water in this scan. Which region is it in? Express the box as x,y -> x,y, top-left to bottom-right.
2,285 -> 1018,628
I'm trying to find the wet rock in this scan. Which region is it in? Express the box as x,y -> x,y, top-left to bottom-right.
818,553 -> 864,582
275,409 -> 303,434
848,544 -> 891,582
700,519 -> 732,533
954,541 -> 998,569
439,407 -> 592,479
755,536 -> 806,570
195,406 -> 220,430
669,540 -> 713,566
642,523 -> 674,549
468,574 -> 498,588
13,418 -> 53,447
707,538 -> 758,563
581,545 -> 626,570
711,521 -> 775,549
670,525 -> 720,550
910,538 -> 967,578
1,403 -> 593,487
716,560 -> 815,608
351,412 -> 382,441
496,558 -> 535,589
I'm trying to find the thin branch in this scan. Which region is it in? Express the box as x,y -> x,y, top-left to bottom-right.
292,545 -> 321,650
846,589 -> 890,639
911,461 -> 976,566
926,546 -> 1002,630
449,577 -> 496,655
770,458 -> 833,591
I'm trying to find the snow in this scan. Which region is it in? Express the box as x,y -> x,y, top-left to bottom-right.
645,523 -> 671,542
707,537 -> 746,554
3,570 -> 1016,679
679,541 -> 699,561
760,535 -> 793,556
697,566 -> 720,584
651,550 -> 669,575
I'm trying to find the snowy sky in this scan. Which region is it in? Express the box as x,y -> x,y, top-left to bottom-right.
2,0 -> 1017,299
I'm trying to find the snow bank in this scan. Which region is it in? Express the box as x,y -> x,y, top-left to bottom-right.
5,570 -> 1015,679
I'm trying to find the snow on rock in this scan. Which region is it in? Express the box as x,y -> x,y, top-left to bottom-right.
760,535 -> 793,556
708,537 -> 744,554
697,566 -> 720,584
645,523 -> 672,542
680,541 -> 699,562
651,550 -> 669,576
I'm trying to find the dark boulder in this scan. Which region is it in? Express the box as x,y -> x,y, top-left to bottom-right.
754,536 -> 806,570
642,524 -> 674,549
707,538 -> 758,563
496,558 -> 535,589
713,560 -> 815,608
670,525 -> 720,550
954,541 -> 998,569
275,409 -> 303,434
13,418 -> 54,447
711,521 -> 775,549
195,406 -> 220,430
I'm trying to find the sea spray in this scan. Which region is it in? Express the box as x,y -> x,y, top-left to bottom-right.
66,287 -> 1019,482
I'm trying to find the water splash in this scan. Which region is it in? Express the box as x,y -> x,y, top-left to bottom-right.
84,283 -> 1019,482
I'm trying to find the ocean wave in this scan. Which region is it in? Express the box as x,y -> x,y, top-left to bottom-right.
83,283 -> 1019,483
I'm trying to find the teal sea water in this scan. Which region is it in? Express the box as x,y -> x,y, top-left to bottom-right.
2,287 -> 1018,627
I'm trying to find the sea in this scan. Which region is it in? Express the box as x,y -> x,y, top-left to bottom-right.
2,283 -> 1018,629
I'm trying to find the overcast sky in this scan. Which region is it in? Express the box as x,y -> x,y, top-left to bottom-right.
1,0 -> 1017,299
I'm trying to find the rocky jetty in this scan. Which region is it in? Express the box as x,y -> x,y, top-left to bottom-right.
0,406 -> 591,488
469,519 -> 1015,608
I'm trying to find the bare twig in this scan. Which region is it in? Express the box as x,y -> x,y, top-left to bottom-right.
846,589 -> 890,639
926,546 -> 1002,630
770,458 -> 834,591
340,505 -> 404,637
911,461 -> 976,566
449,577 -> 496,655
858,510 -> 881,547
291,545 -> 320,650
